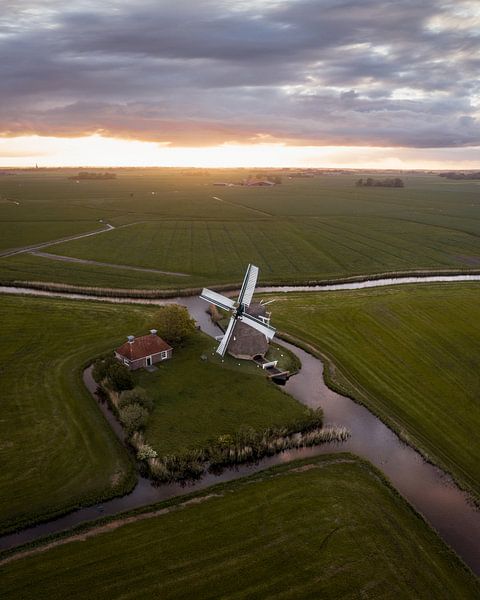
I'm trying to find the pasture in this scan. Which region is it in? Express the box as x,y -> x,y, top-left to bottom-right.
0,294 -> 162,533
135,332 -> 307,457
1,455 -> 478,599
0,294 -> 306,533
1,170 -> 480,289
269,283 -> 480,500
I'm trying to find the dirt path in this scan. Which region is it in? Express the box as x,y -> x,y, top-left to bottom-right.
0,223 -> 115,258
0,494 -> 222,567
30,251 -> 190,277
0,458 -> 354,566
211,196 -> 273,217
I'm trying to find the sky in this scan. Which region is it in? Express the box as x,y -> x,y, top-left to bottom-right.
1,0 -> 479,168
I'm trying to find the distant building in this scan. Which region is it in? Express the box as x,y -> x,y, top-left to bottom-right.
115,329 -> 172,370
242,178 -> 275,187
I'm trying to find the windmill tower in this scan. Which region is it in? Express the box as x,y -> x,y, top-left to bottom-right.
200,264 -> 276,358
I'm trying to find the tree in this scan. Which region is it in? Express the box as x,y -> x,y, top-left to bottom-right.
92,354 -> 117,383
155,304 -> 196,346
108,362 -> 134,392
119,403 -> 149,435
119,387 -> 154,412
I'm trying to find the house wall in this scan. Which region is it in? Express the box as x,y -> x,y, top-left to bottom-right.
115,348 -> 173,370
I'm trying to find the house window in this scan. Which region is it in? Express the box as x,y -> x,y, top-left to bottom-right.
160,350 -> 168,359
123,359 -> 130,366
146,356 -> 153,366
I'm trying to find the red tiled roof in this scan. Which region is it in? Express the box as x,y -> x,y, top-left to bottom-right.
116,334 -> 172,360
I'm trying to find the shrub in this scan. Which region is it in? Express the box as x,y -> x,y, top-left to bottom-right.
118,387 -> 154,412
137,444 -> 158,461
108,362 -> 134,392
92,355 -> 134,392
95,384 -> 109,404
92,355 -> 117,383
119,403 -> 149,435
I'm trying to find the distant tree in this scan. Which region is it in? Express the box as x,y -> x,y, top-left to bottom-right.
273,175 -> 282,184
355,177 -> 404,188
155,304 -> 196,346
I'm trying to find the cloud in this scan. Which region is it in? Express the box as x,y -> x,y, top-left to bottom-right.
1,0 -> 479,147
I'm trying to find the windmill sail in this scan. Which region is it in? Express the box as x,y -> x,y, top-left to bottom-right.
199,264 -> 275,357
238,313 -> 275,340
216,317 -> 237,356
199,288 -> 235,311
237,264 -> 259,307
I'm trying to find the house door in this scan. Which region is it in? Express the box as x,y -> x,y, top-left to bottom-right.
146,356 -> 152,366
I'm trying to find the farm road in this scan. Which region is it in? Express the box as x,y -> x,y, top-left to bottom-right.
0,222 -> 115,258
30,251 -> 190,277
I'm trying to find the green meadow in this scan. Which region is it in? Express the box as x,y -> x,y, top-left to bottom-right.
135,332 -> 306,457
0,294 -> 159,533
1,455 -> 478,599
0,294 -> 305,532
1,170 -> 480,289
269,283 -> 480,499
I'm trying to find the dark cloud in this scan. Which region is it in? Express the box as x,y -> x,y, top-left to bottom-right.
0,0 -> 479,147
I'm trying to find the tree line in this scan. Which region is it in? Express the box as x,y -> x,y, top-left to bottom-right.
439,171 -> 480,180
355,177 -> 404,188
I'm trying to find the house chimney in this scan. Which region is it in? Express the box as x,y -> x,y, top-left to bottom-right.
150,329 -> 157,336
127,335 -> 134,344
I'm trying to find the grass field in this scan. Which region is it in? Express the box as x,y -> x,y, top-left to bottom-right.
1,170 -> 480,289
0,294 -> 307,533
1,455 -> 478,599
0,252 -> 203,290
135,333 -> 307,456
0,294 -> 162,533
268,283 -> 480,500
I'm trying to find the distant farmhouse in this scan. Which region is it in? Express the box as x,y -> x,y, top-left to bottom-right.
242,177 -> 275,187
115,329 -> 172,370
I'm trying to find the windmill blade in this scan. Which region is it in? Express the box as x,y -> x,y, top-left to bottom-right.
239,313 -> 276,340
216,317 -> 237,356
237,264 -> 259,307
200,288 -> 235,312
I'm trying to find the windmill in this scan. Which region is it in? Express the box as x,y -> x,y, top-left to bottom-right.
200,264 -> 276,357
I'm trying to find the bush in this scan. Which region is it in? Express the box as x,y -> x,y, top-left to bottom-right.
155,304 -> 196,346
119,403 -> 149,435
118,387 -> 154,412
137,444 -> 158,460
92,355 -> 117,383
108,362 -> 134,392
92,355 -> 134,392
